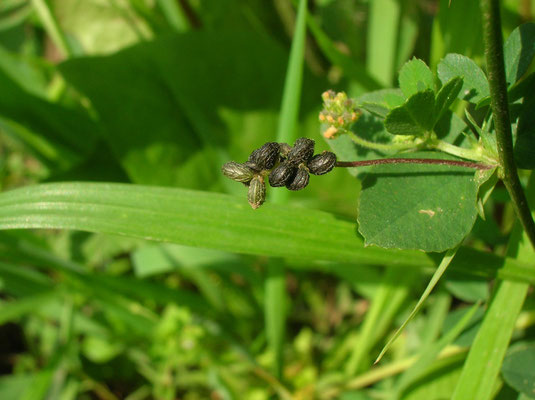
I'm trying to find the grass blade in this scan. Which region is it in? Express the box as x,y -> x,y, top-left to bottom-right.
0,182 -> 533,281
367,0 -> 400,86
452,172 -> 535,400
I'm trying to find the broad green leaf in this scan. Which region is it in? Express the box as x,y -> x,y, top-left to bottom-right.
504,23 -> 535,87
398,58 -> 435,98
0,182 -> 533,283
501,343 -> 535,398
358,152 -> 479,251
384,90 -> 436,136
434,77 -> 463,123
437,54 -> 489,103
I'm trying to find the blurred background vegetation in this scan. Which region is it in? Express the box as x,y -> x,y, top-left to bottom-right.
0,0 -> 534,399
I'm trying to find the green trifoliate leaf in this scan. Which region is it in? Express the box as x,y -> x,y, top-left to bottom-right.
435,77 -> 463,122
358,88 -> 405,118
437,54 -> 489,103
398,57 -> 435,98
357,152 -> 479,252
384,90 -> 435,136
504,23 -> 535,87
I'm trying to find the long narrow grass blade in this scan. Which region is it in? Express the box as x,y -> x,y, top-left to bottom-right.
452,173 -> 534,400
0,182 -> 533,281
367,0 -> 400,86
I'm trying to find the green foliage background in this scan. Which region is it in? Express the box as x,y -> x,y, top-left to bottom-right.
0,1 -> 534,399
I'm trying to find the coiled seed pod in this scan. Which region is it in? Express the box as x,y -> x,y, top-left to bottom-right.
286,166 -> 309,191
248,142 -> 280,170
247,176 -> 266,209
307,151 -> 337,175
221,161 -> 255,183
287,138 -> 315,166
268,161 -> 297,187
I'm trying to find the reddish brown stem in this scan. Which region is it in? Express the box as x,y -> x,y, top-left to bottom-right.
336,158 -> 494,170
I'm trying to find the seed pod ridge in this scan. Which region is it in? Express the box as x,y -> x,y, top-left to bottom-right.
307,151 -> 337,175
286,167 -> 310,191
221,161 -> 255,182
268,161 -> 297,187
287,138 -> 315,166
247,176 -> 266,209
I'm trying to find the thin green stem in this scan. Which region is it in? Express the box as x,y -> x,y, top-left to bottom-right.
347,131 -> 417,152
336,158 -> 493,170
433,140 -> 493,163
481,0 -> 535,249
31,0 -> 74,58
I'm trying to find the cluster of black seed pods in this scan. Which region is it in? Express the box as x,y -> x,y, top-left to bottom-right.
221,138 -> 337,209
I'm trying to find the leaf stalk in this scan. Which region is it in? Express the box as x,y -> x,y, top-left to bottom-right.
336,158 -> 494,170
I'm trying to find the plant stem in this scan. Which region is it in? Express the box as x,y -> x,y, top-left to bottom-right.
336,158 -> 494,170
433,140 -> 492,163
481,0 -> 535,249
347,131 -> 416,152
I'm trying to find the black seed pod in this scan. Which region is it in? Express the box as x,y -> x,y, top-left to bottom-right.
286,167 -> 309,191
307,151 -> 337,175
247,176 -> 266,209
287,138 -> 315,166
244,160 -> 262,172
248,142 -> 280,170
221,161 -> 255,183
279,143 -> 292,158
268,161 -> 297,187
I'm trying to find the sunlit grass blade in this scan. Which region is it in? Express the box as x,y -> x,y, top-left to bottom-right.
452,176 -> 535,400
0,182 -> 534,281
367,0 -> 400,87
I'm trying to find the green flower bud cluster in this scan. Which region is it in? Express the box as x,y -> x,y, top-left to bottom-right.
319,90 -> 361,139
221,138 -> 337,209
